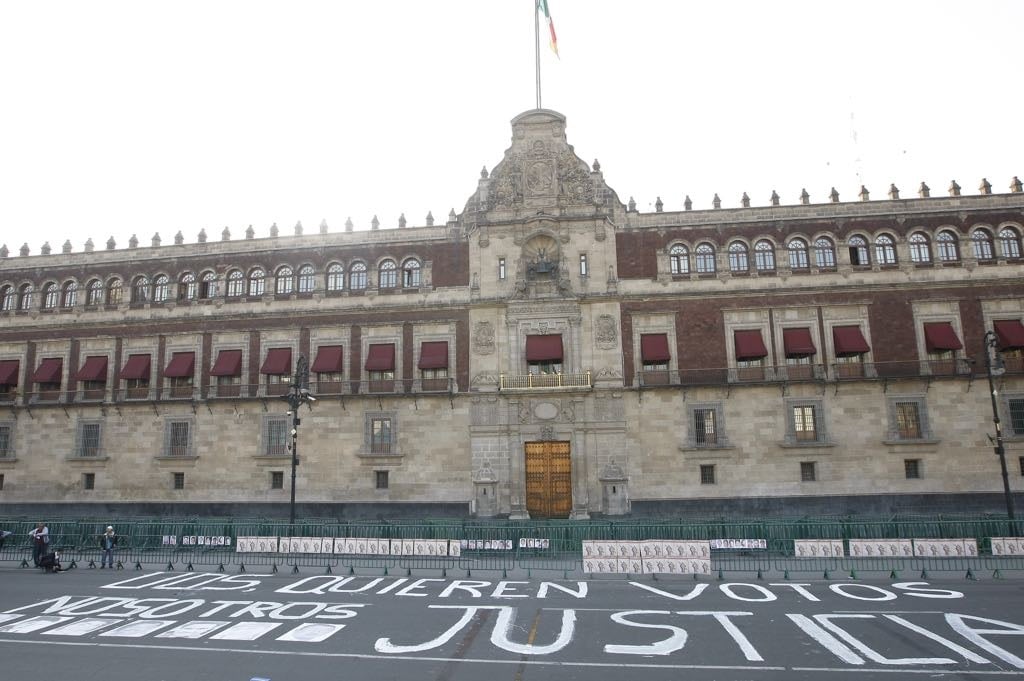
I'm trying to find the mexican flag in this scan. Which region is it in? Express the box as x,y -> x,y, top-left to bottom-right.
537,0 -> 558,56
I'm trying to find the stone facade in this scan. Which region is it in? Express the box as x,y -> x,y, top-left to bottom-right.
1,109 -> 1023,518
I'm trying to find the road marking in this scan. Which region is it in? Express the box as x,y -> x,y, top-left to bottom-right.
155,620 -> 231,639
0,616 -> 73,633
210,622 -> 282,640
99,620 -> 176,637
275,623 -> 345,642
45,618 -> 123,636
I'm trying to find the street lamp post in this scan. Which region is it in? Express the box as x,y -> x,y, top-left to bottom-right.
282,354 -> 315,527
983,330 -> 1015,522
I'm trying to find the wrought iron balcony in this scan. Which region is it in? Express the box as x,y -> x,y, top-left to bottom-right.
499,371 -> 592,391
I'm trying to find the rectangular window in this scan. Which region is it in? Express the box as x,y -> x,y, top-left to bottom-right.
265,418 -> 289,456
700,464 -> 716,485
793,406 -> 817,441
694,408 -> 717,446
375,470 -> 389,489
83,472 -> 95,490
173,472 -> 185,489
371,417 -> 392,454
167,421 -> 191,457
1019,456 -> 1023,476
579,253 -> 588,276
904,459 -> 921,479
800,461 -> 817,482
0,473 -> 4,490
271,471 -> 284,490
0,424 -> 11,457
78,423 -> 101,457
895,402 -> 922,439
498,257 -> 506,281
1010,398 -> 1024,435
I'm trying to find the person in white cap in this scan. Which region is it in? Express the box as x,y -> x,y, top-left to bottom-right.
99,526 -> 117,568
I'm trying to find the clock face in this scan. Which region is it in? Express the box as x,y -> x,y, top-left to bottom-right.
526,161 -> 552,192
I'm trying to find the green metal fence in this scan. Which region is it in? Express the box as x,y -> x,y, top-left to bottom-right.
2,515 -> 1022,577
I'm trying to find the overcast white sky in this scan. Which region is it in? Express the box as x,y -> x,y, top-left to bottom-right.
2,0 -> 1022,253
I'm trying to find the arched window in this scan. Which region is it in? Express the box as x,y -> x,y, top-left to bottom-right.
0,285 -> 13,312
813,238 -> 836,268
178,273 -> 196,301
695,243 -> 716,274
908,233 -> 931,263
402,258 -> 421,288
86,279 -> 103,306
788,238 -> 809,269
972,228 -> 995,261
225,270 -> 244,297
378,259 -> 398,288
874,234 -> 897,265
61,281 -> 77,308
152,275 -> 169,302
999,227 -> 1022,259
728,242 -> 749,272
350,262 -> 367,290
275,266 -> 294,294
131,276 -> 150,303
669,244 -> 689,275
848,235 -> 870,266
326,263 -> 345,291
754,240 -> 775,271
297,265 -> 315,293
248,268 -> 265,296
106,278 -> 122,305
199,272 -> 217,299
937,230 -> 959,262
18,283 -> 34,311
42,283 -> 59,309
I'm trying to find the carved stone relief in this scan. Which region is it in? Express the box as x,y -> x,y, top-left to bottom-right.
595,314 -> 618,349
473,321 -> 495,355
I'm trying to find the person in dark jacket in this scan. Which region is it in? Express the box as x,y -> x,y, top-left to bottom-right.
99,526 -> 117,568
29,523 -> 49,566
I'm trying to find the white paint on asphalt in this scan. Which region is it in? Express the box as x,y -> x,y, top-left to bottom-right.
604,610 -> 687,656
0,616 -> 73,633
813,614 -> 958,665
275,622 -> 346,642
210,621 -> 282,640
155,620 -> 232,639
99,620 -> 176,638
44,618 -> 122,636
491,607 -> 575,654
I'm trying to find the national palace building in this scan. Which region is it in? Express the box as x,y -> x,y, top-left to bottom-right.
1,109 -> 1023,518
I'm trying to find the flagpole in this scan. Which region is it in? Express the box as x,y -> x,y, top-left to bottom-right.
534,0 -> 542,109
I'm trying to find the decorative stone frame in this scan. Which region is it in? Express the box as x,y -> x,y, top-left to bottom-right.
913,301 -> 966,376
75,339 -> 114,403
772,307 -> 826,381
821,304 -> 877,379
71,418 -> 106,460
360,329 -> 402,392
722,308 -> 775,382
682,402 -> 732,452
360,410 -> 400,458
780,397 -> 834,448
258,413 -> 290,458
160,415 -> 197,459
884,395 -> 938,444
207,335 -> 249,398
631,312 -> 677,387
256,336 -> 298,398
0,419 -> 17,460
119,342 -> 158,401
412,323 -> 457,393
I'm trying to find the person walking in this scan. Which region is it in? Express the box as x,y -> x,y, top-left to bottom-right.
29,522 -> 49,567
99,526 -> 117,568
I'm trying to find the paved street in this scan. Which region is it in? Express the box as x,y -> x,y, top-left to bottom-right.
2,563 -> 1024,680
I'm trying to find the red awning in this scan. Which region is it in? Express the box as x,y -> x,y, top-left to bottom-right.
119,354 -> 151,380
365,343 -> 395,371
260,348 -> 292,375
525,335 -> 563,362
0,359 -> 19,386
923,322 -> 963,352
311,345 -> 344,373
994,319 -> 1024,350
833,325 -> 870,357
210,349 -> 243,377
783,328 -> 816,358
733,329 -> 768,360
32,357 -> 63,383
163,352 -> 195,378
418,341 -> 449,369
640,333 -> 671,363
76,356 -> 108,381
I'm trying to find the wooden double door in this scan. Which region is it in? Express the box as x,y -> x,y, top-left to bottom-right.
525,441 -> 572,519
